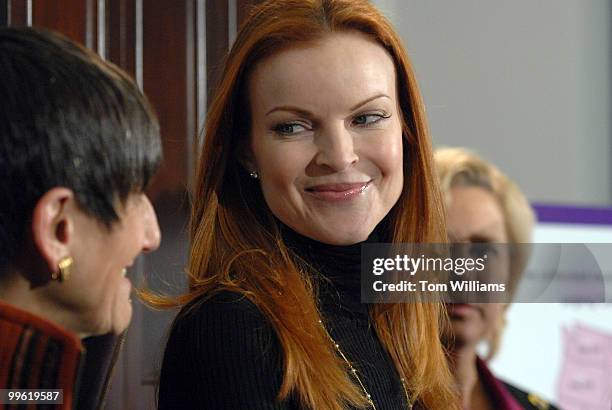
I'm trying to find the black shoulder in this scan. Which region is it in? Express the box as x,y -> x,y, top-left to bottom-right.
158,291 -> 287,409
502,381 -> 560,410
173,290 -> 273,335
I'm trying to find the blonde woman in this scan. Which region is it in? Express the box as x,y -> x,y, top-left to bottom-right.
436,147 -> 558,410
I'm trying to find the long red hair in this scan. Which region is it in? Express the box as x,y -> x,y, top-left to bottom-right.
146,1 -> 458,408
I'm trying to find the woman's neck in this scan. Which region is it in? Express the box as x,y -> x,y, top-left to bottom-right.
280,223 -> 370,279
0,271 -> 88,339
279,223 -> 379,317
450,346 -> 491,410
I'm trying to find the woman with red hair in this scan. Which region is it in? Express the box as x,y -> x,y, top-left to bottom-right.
154,1 -> 458,408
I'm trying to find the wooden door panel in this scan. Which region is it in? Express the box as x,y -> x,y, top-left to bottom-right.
32,0 -> 94,47
7,0 -> 28,27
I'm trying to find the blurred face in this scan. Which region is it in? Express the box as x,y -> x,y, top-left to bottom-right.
47,193 -> 160,336
446,186 -> 508,348
248,31 -> 404,245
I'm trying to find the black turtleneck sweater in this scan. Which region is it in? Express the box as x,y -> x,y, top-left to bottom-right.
158,227 -> 411,409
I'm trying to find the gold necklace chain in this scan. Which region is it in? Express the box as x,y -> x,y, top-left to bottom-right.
319,320 -> 413,410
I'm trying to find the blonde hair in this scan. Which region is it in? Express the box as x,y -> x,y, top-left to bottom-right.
434,147 -> 535,359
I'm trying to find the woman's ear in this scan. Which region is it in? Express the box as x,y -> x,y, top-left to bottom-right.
31,187 -> 76,278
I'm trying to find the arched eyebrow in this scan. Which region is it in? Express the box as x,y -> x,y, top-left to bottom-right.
349,93 -> 391,111
265,106 -> 313,117
265,93 -> 391,116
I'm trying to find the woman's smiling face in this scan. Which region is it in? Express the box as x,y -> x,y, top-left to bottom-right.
247,31 -> 404,245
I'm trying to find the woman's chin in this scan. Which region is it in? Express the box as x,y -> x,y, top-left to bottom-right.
110,282 -> 134,334
111,301 -> 133,335
300,213 -> 379,245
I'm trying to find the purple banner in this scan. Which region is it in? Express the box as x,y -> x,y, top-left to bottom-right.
532,203 -> 612,225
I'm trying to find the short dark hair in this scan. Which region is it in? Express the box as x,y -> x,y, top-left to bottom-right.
0,27 -> 162,272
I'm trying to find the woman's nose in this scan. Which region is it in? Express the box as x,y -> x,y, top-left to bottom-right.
141,195 -> 161,253
314,124 -> 359,172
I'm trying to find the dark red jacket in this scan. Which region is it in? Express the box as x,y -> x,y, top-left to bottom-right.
0,301 -> 83,410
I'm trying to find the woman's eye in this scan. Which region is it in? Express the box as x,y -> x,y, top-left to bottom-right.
273,122 -> 307,136
352,113 -> 389,127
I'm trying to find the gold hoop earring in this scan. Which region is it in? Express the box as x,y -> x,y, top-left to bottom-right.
53,256 -> 73,282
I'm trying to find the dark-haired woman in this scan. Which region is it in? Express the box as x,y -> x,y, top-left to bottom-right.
0,27 -> 162,408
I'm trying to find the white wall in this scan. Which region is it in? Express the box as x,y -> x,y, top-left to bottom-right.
491,225 -> 612,407
372,0 -> 612,205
